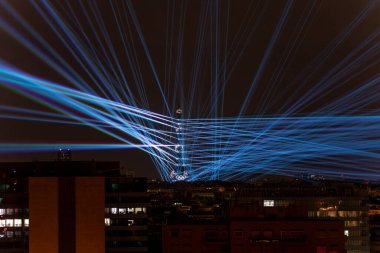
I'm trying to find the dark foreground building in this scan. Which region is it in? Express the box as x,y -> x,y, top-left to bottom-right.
0,158 -> 375,253
0,159 -> 149,253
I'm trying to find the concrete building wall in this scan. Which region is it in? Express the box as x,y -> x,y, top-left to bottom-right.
76,177 -> 105,253
29,177 -> 59,253
29,177 -> 105,253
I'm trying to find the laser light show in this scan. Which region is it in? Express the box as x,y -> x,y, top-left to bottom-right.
0,0 -> 379,181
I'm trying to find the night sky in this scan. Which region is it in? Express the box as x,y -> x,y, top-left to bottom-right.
0,0 -> 379,178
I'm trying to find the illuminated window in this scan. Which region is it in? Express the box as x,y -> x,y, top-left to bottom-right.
0,220 -> 5,227
263,200 -> 274,207
105,218 -> 111,226
127,220 -> 134,226
0,184 -> 9,192
24,219 -> 29,227
327,211 -> 337,217
319,206 -> 337,211
6,209 -> 13,215
127,207 -> 134,213
111,183 -> 119,191
14,219 -> 22,227
344,230 -> 349,237
0,209 -> 4,215
344,221 -> 360,227
119,208 -> 126,214
135,207 -> 143,213
5,219 -> 13,227
338,211 -> 361,217
276,200 -> 291,207
316,211 -> 338,218
111,208 -> 117,214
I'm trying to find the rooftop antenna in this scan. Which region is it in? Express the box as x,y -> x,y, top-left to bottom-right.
57,149 -> 72,161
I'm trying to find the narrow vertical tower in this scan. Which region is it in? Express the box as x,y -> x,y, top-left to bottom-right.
170,108 -> 189,181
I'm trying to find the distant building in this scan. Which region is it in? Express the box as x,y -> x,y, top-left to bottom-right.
368,186 -> 380,253
0,170 -> 28,253
105,177 -> 149,253
163,206 -> 345,253
234,179 -> 369,253
230,220 -> 344,253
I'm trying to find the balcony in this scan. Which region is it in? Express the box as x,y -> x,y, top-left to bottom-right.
250,236 -> 307,244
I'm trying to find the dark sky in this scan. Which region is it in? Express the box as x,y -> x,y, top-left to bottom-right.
0,0 -> 379,178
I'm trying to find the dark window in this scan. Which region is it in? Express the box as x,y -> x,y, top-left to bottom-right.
171,230 -> 179,237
